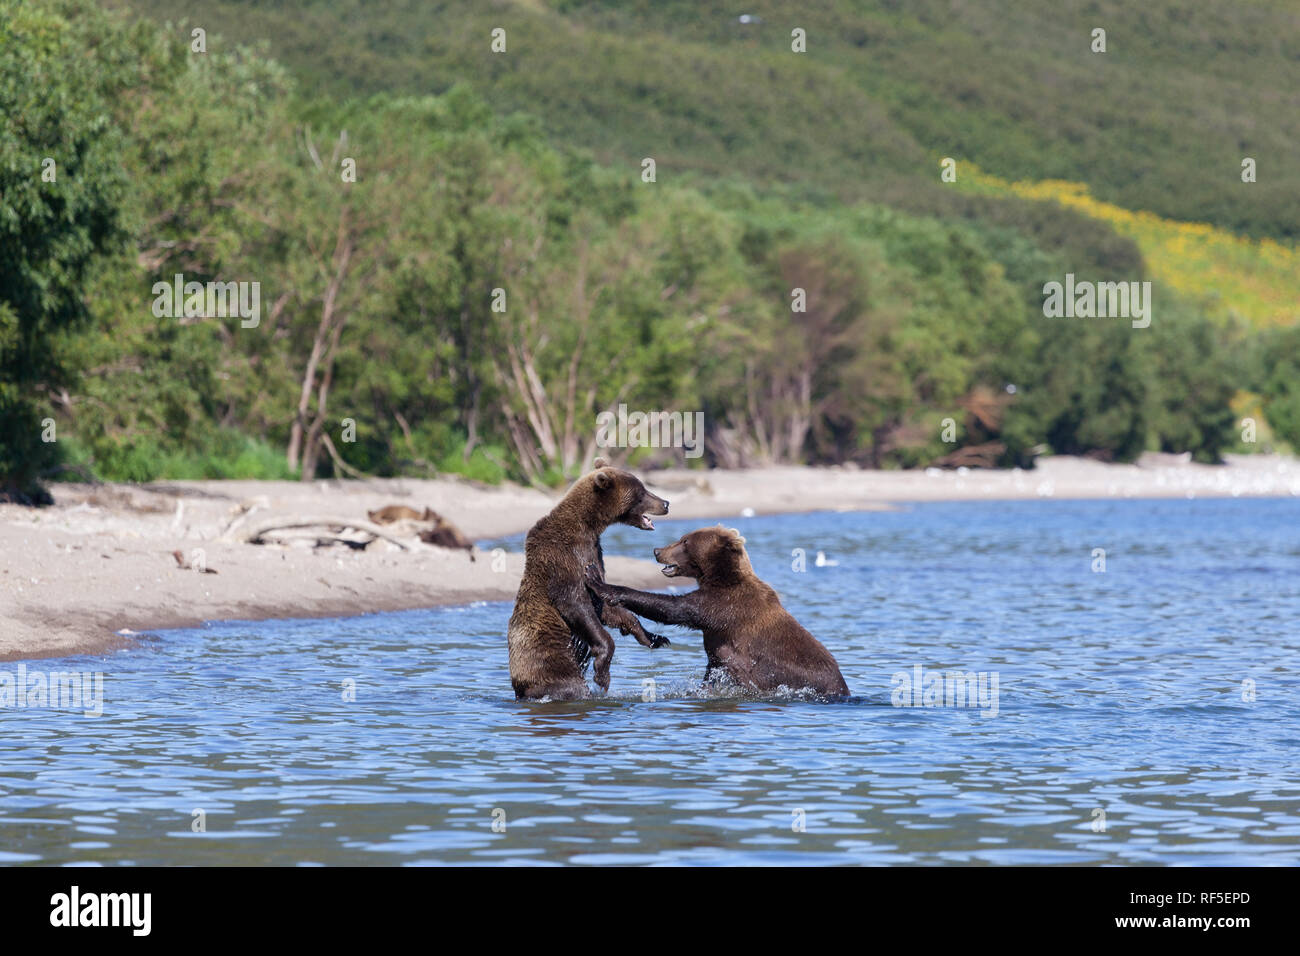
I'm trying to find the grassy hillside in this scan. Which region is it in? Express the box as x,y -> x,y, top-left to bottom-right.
117,0 -> 1300,241
3,0 -> 1295,498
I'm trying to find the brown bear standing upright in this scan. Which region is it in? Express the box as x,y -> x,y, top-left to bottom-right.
508,459 -> 670,700
586,525 -> 850,697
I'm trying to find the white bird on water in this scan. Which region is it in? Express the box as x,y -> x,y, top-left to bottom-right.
815,551 -> 838,567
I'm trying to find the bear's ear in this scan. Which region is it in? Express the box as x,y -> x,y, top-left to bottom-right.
593,470 -> 614,491
593,456 -> 609,470
707,528 -> 744,563
713,524 -> 746,547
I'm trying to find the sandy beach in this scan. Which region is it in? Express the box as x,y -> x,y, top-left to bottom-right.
2,453 -> 1296,661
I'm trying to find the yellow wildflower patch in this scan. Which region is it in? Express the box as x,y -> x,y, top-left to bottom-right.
957,166 -> 1298,328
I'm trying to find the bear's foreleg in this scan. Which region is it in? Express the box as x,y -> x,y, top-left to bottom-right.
589,579 -> 706,631
600,603 -> 671,649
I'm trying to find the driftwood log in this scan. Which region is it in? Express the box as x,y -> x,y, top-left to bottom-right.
932,441 -> 1007,469
241,517 -> 420,551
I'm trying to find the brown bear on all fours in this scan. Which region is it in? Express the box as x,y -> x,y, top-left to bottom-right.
507,458 -> 671,701
586,525 -> 850,697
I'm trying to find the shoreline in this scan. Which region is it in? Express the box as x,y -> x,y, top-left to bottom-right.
2,453 -> 1296,661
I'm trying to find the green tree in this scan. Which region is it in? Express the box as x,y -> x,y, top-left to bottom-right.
0,0 -> 138,496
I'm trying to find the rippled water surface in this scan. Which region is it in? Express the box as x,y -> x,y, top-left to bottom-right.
3,499 -> 1298,865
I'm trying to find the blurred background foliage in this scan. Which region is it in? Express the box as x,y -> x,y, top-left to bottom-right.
1,0 -> 1295,494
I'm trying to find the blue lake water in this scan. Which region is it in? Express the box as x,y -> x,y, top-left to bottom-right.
2,498 -> 1298,865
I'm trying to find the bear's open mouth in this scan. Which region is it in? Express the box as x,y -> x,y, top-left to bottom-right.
659,562 -> 679,576
637,514 -> 655,530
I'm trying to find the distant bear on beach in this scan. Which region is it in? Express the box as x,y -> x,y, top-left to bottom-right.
368,505 -> 432,524
367,505 -> 475,559
508,459 -> 671,700
586,525 -> 850,697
